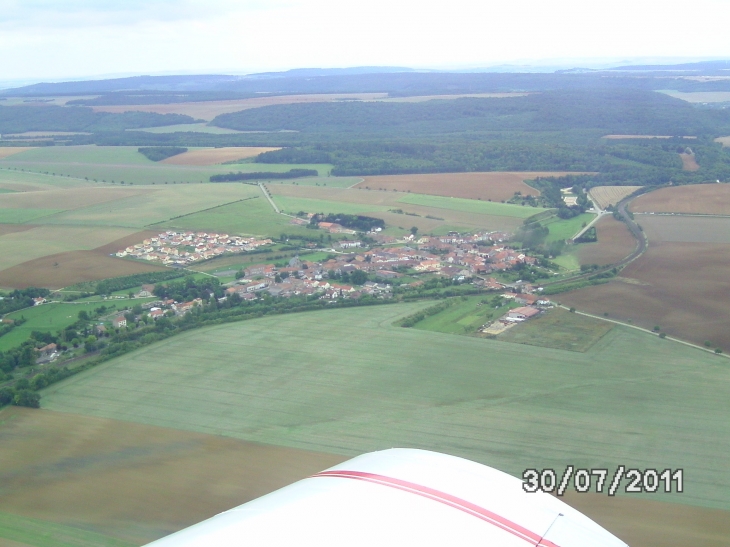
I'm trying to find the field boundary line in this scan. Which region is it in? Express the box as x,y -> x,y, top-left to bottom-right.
556,305 -> 729,360
347,177 -> 365,189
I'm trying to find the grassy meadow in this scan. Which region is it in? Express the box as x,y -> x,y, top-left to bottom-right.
411,296 -> 518,335
543,212 -> 596,241
41,303 -> 730,512
398,193 -> 545,218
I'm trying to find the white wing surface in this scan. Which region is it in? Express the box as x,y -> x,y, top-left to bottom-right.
144,448 -> 628,547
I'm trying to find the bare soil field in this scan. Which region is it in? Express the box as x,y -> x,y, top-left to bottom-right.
589,186 -> 642,209
0,251 -> 166,289
576,216 -> 636,265
561,241 -> 730,350
679,152 -> 700,171
161,147 -> 280,166
0,407 -> 344,545
0,224 -> 34,237
0,187 -> 148,211
562,491 -> 730,547
631,184 -> 730,214
601,135 -> 696,139
0,147 -> 34,159
92,93 -> 389,120
639,216 -> 730,243
356,172 -> 556,201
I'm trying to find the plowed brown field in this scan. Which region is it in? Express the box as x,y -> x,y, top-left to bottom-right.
161,147 -> 280,166
561,241 -> 730,350
0,407 -> 344,545
0,250 -> 166,289
631,184 -> 730,214
356,172 -> 591,201
576,216 -> 636,266
0,147 -> 34,159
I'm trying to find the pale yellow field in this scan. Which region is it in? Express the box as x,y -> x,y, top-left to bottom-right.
376,93 -> 530,103
601,135 -> 696,140
161,147 -> 281,166
589,186 -> 642,209
715,136 -> 730,147
0,147 -> 35,159
661,90 -> 730,103
92,93 -> 389,120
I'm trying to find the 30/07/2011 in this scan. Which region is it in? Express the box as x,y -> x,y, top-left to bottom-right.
522,466 -> 684,496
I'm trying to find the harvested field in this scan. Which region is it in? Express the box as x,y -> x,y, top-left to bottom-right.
0,147 -> 34,159
357,172 -> 548,201
0,250 -> 166,289
561,241 -> 730,351
92,93 -> 389,121
680,152 -> 700,171
576,216 -> 636,266
638,215 -> 730,243
41,304 -> 730,512
160,147 -> 280,166
562,491 -> 730,547
589,185 -> 642,209
0,407 -> 343,545
601,135 -> 696,139
0,186 -> 148,211
661,90 -> 730,103
630,183 -> 730,215
0,225 -> 138,273
0,224 -> 33,236
716,136 -> 730,147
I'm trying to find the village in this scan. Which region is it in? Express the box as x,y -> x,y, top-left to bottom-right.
115,231 -> 273,265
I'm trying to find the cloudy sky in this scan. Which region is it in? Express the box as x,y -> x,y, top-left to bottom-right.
2,0 -> 729,82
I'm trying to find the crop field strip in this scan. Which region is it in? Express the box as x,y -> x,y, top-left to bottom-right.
41,304 -> 730,512
159,146 -> 281,165
356,172 -> 571,201
638,215 -> 730,243
0,407 -> 343,546
589,186 -> 642,209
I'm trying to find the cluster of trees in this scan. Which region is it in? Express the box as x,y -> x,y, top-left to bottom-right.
210,168 -> 317,182
138,146 -> 188,161
0,288 -> 50,315
399,300 -> 454,327
309,213 -> 384,232
94,270 -> 186,295
0,105 -> 196,134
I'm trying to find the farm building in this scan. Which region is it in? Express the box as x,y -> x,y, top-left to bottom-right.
506,306 -> 540,321
112,316 -> 127,328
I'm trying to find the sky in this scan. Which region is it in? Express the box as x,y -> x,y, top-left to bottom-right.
2,0 -> 730,83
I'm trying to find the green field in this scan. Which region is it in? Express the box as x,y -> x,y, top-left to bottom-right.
0,146 -> 331,186
36,184 -> 260,228
41,303 -> 730,511
543,213 -> 596,242
0,511 -> 134,547
412,296 -> 517,335
0,208 -> 64,224
155,195 -> 311,237
273,195 -> 389,216
498,307 -> 613,351
398,193 -> 545,218
0,168 -> 93,190
268,176 -> 362,188
0,301 -> 128,351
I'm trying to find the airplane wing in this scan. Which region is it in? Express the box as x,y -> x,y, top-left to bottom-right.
144,448 -> 628,547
